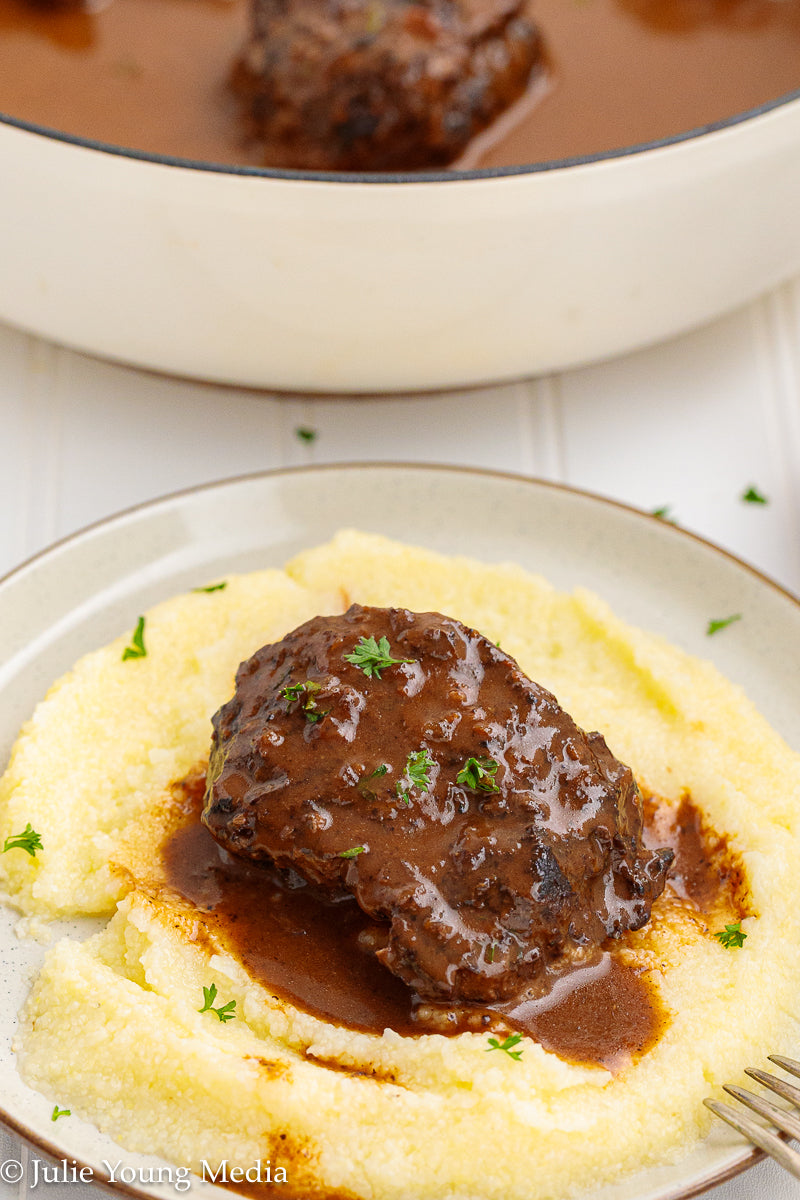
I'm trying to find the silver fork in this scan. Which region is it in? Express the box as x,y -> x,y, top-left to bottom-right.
704,1055 -> 800,1179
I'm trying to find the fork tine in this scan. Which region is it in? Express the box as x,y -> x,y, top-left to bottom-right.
746,1067 -> 800,1109
723,1084 -> 800,1141
768,1055 -> 800,1081
704,1099 -> 800,1180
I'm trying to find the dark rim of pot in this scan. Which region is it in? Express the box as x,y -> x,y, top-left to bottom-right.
1,83 -> 800,182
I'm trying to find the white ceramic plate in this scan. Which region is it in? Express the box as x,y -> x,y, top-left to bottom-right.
2,463 -> 800,1200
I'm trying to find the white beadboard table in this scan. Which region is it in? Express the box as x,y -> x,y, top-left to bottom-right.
1,275 -> 800,1200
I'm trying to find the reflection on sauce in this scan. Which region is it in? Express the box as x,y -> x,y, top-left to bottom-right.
160,773 -> 747,1072
502,953 -> 655,1064
0,0 -> 799,168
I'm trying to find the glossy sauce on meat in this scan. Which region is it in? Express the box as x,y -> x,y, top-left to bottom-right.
203,605 -> 673,1005
154,605 -> 751,1073
0,0 -> 799,169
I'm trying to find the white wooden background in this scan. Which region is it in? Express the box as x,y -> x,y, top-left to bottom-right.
1,271 -> 800,1200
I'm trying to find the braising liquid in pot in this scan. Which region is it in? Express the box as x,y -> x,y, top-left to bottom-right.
0,0 -> 799,168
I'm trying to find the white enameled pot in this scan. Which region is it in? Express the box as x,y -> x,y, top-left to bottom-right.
1,95 -> 799,393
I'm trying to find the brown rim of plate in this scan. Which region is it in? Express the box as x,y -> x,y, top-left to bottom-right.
0,460 -> 796,1200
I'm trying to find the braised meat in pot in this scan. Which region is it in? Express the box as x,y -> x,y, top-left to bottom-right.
232,0 -> 542,170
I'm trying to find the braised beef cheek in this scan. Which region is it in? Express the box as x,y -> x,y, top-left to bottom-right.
203,605 -> 673,1004
233,0 -> 542,171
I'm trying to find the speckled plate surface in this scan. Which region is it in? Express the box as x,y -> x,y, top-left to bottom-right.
1,463 -> 800,1200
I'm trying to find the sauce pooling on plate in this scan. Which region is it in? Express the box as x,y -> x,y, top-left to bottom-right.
0,0 -> 799,169
162,769 -> 748,1070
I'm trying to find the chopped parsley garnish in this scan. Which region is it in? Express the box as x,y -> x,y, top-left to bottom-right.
486,943 -> 497,964
192,581 -> 228,593
405,749 -> 434,789
51,1106 -> 71,1121
741,485 -> 768,505
714,921 -> 747,949
344,635 -> 415,679
2,823 -> 43,857
339,846 -> 366,858
457,756 -> 500,793
706,614 -> 742,636
198,983 -> 236,1022
121,616 -> 147,660
357,763 -> 389,800
396,748 -> 435,806
487,1033 -> 523,1060
280,679 -> 326,722
295,426 -> 317,443
651,505 -> 676,523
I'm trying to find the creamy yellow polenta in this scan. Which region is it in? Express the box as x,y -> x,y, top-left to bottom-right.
3,531 -> 800,1200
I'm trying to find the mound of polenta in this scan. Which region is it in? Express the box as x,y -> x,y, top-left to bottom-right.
3,531 -> 800,1200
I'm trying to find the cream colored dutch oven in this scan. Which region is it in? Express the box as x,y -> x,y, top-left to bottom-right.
1,93 -> 799,393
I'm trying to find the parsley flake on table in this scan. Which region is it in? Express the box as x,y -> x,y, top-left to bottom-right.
651,504 -> 677,523
51,1106 -> 71,1121
487,1033 -> 523,1060
295,426 -> 317,443
344,634 -> 415,679
714,921 -> 747,949
192,581 -> 228,593
741,485 -> 768,505
2,823 -> 43,857
706,614 -> 742,636
396,748 -> 435,806
121,615 -> 147,660
198,983 -> 237,1022
457,756 -> 500,793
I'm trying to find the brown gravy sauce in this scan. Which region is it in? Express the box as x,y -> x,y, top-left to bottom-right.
642,789 -> 746,913
161,773 -> 746,1072
0,0 -> 799,170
